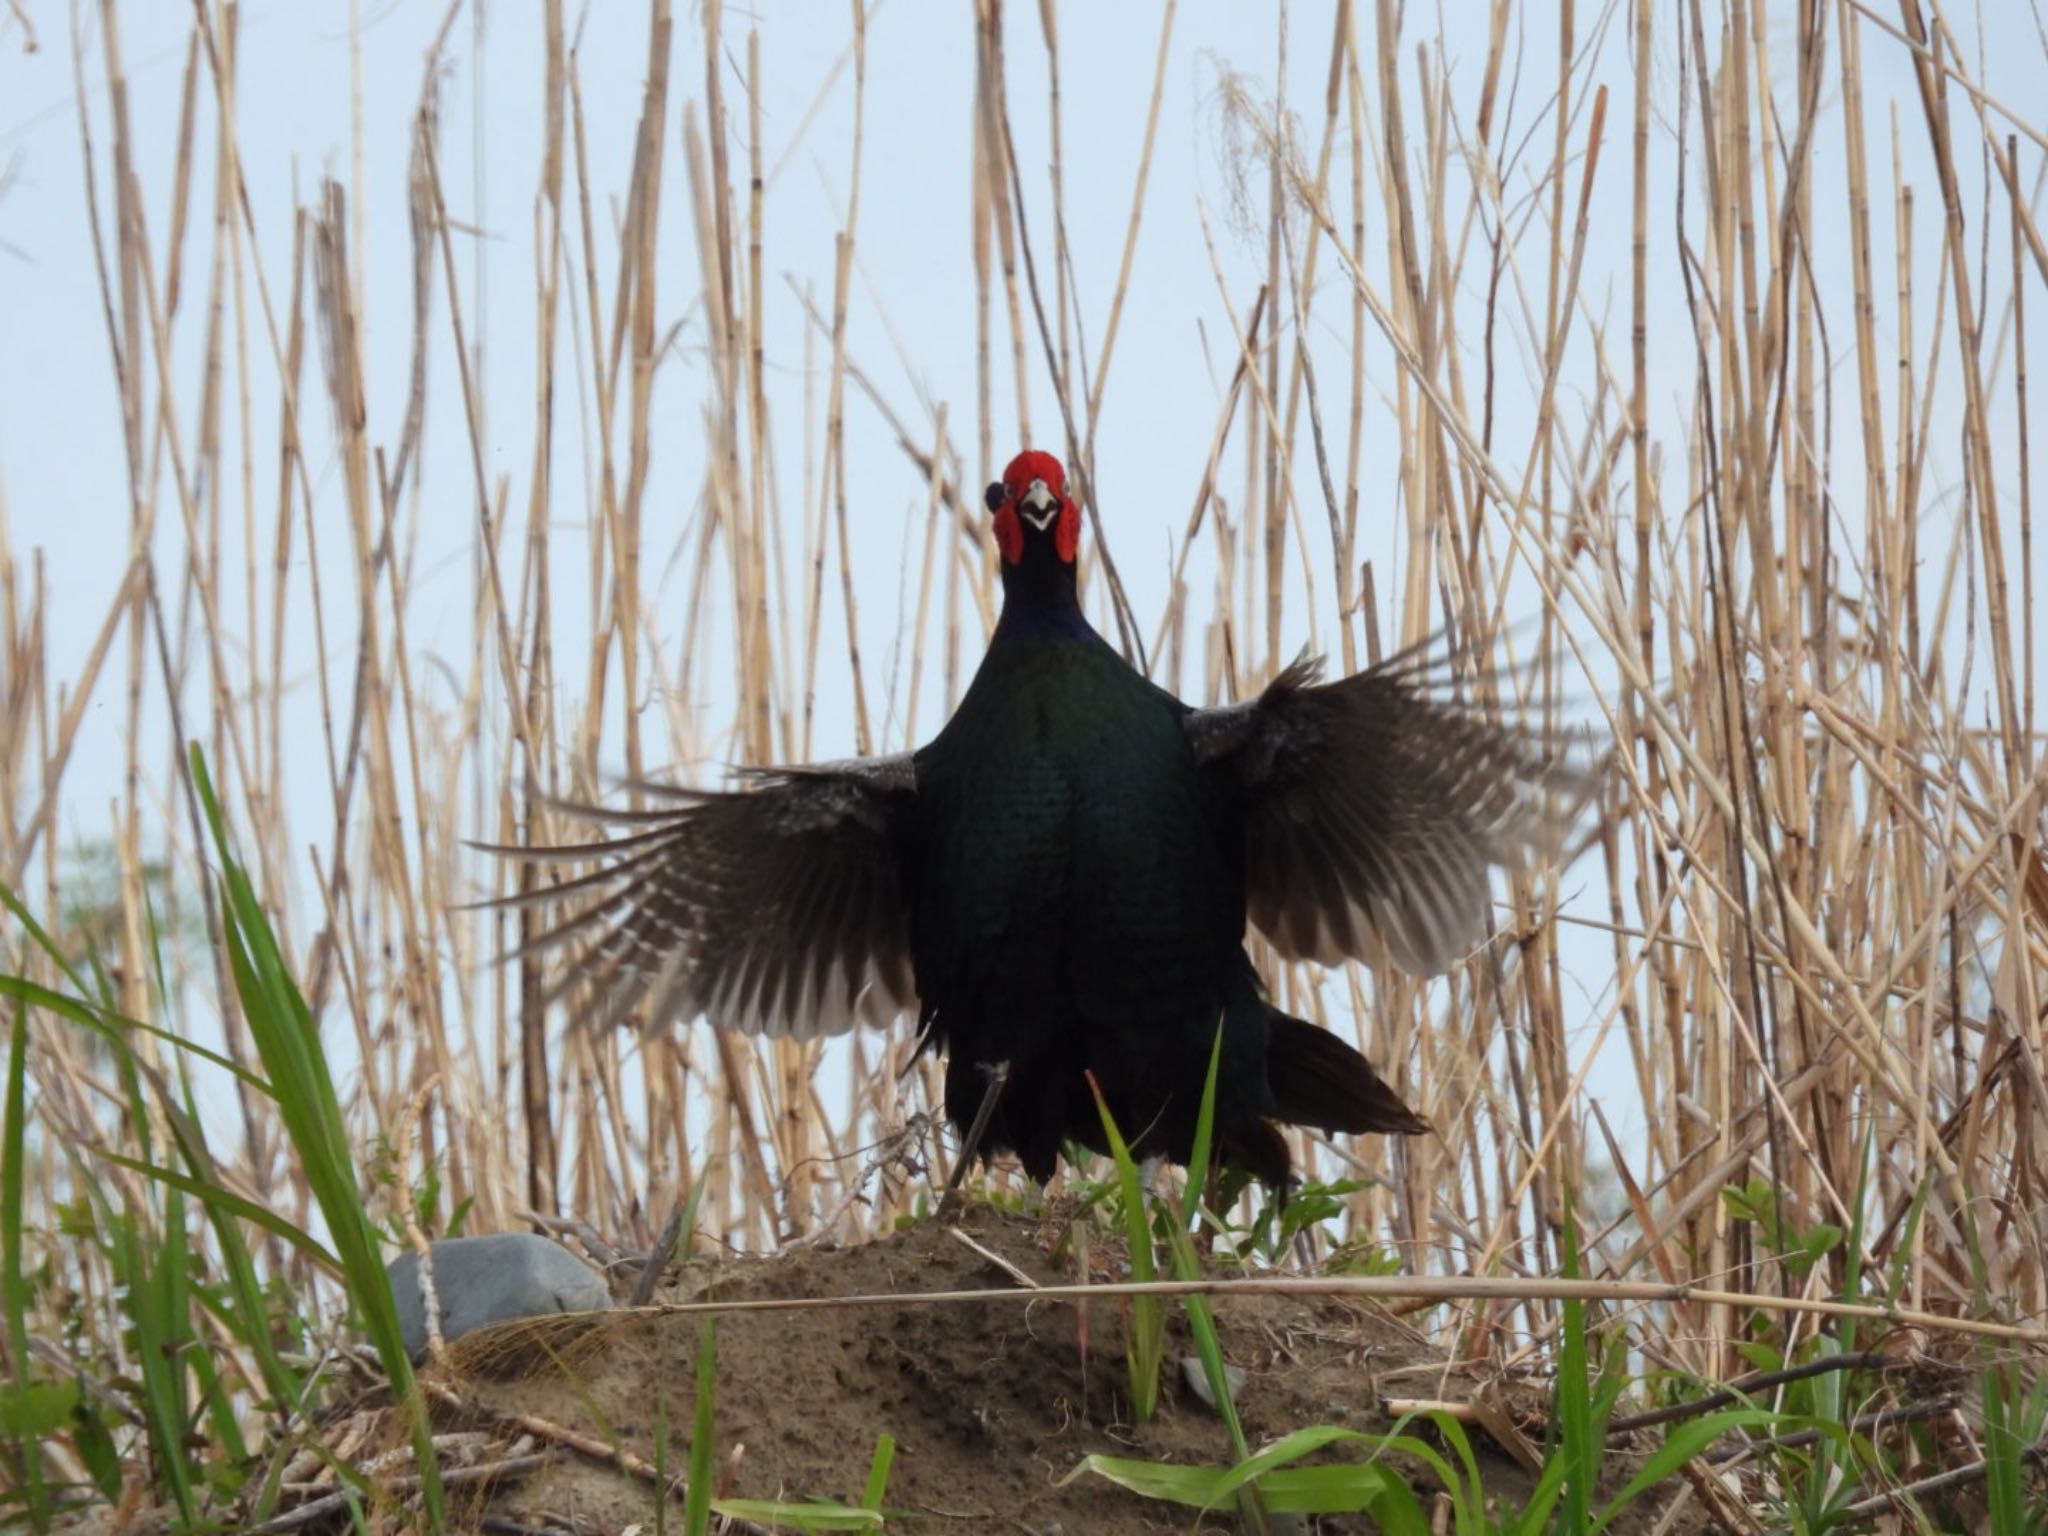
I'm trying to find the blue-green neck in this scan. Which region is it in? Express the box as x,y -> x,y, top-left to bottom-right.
995,540 -> 1089,640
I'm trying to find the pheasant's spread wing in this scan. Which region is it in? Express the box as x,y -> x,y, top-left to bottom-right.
479,756 -> 918,1038
1186,646 -> 1602,975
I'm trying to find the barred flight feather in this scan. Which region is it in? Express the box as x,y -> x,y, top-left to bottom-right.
483,756 -> 920,1039
1191,639 -> 1604,977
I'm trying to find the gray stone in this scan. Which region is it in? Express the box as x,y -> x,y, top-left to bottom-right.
1178,1354 -> 1249,1413
386,1234 -> 610,1357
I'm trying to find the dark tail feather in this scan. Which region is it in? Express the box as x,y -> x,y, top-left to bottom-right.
1265,1012 -> 1430,1136
1221,1121 -> 1294,1189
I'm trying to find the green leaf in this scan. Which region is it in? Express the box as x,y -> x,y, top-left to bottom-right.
0,970 -> 271,1095
159,1072 -> 306,1427
1181,1017 -> 1225,1226
1804,1223 -> 1843,1254
1205,1423 -> 1362,1504
1085,1074 -> 1163,1424
1418,1413 -> 1486,1536
1256,1464 -> 1418,1518
859,1433 -> 895,1511
1502,1446 -> 1571,1536
70,1397 -> 123,1502
0,1380 -> 79,1439
1731,1340 -> 1782,1374
1156,1021 -> 1254,1486
1593,1410 -> 1780,1531
93,1152 -> 341,1272
1983,1361 -> 2029,1536
188,746 -> 440,1526
685,1317 -> 716,1536
106,1209 -> 195,1524
1060,1452 -> 1236,1508
1064,1435 -> 1431,1525
1556,1196 -> 1597,1535
1,990 -> 45,1529
0,880 -> 98,1002
1071,1453 -> 1416,1520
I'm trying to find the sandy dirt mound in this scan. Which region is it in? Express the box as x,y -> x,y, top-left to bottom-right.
426,1202 -> 1566,1535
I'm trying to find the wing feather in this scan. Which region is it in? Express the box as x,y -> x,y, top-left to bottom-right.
480,756 -> 919,1038
1190,642 -> 1602,975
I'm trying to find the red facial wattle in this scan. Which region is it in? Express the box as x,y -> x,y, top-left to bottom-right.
989,450 -> 1080,567
993,503 -> 1024,565
1054,498 -> 1080,563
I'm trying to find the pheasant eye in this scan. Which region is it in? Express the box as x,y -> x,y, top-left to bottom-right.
983,482 -> 1006,513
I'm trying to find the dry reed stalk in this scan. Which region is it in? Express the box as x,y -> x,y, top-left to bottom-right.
5,5 -> 2046,1472
624,1270 -> 2048,1349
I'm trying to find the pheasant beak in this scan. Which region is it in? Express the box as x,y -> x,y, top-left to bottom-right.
1019,478 -> 1059,531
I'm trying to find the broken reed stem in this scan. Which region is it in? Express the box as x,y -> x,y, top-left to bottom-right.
627,1273 -> 2048,1350
417,1380 -> 781,1536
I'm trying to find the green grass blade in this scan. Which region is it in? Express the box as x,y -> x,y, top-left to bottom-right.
2,993 -> 47,1530
1059,1451 -> 1233,1507
1501,1447 -> 1572,1536
109,1210 -> 196,1525
0,881 -> 95,1003
859,1432 -> 895,1510
1556,1197 -> 1596,1534
1204,1423 -> 1368,1502
1163,1028 -> 1253,1474
1065,1428 -> 1429,1527
1415,1413 -> 1485,1536
1368,1424 -> 1473,1527
151,1174 -> 195,1483
1181,1291 -> 1247,1443
1085,1072 -> 1163,1424
1170,1029 -> 1263,1529
1982,1361 -> 2027,1536
1591,1410 -> 1780,1532
685,1317 -> 716,1536
188,1338 -> 248,1471
0,972 -> 268,1096
162,1069 -> 306,1421
1181,1016 -> 1224,1227
188,746 -> 441,1527
1255,1464 -> 1425,1520
93,1150 -> 342,1270
67,1390 -> 123,1503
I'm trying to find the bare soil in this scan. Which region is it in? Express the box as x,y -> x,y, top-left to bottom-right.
416,1202 -> 1599,1536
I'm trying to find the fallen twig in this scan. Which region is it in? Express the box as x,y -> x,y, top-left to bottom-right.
947,1225 -> 1041,1289
1838,1445 -> 2048,1522
628,1196 -> 690,1307
1706,1397 -> 1957,1463
516,1209 -> 625,1269
620,1274 -> 2048,1349
420,1379 -> 782,1536
1607,1351 -> 1899,1433
246,1450 -> 551,1535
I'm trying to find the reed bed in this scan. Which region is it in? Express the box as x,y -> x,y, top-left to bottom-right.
2,0 -> 2045,1521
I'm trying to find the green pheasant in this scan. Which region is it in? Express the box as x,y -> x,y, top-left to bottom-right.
499,450 -> 1596,1185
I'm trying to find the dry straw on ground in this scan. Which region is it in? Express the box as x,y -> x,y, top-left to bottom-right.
2,0 -> 2045,1498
